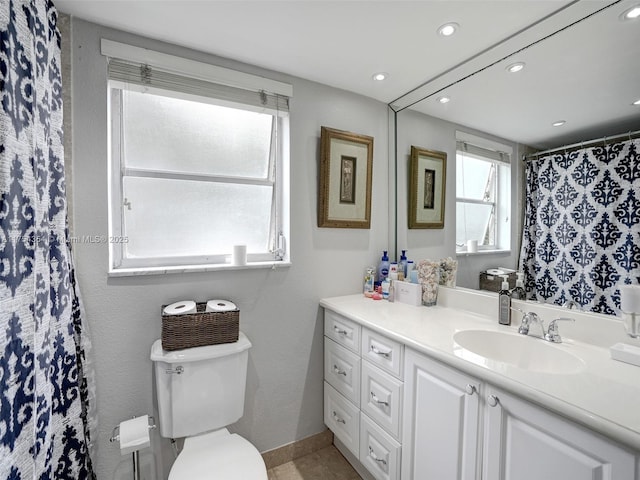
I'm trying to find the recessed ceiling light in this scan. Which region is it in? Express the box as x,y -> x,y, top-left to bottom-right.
621,4 -> 640,20
437,22 -> 459,37
437,96 -> 451,104
506,62 -> 525,73
633,99 -> 640,105
372,72 -> 388,82
552,120 -> 566,127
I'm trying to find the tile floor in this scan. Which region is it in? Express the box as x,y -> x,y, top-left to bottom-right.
267,445 -> 362,480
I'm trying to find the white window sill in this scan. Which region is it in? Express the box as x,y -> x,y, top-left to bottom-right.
456,249 -> 511,257
108,260 -> 291,277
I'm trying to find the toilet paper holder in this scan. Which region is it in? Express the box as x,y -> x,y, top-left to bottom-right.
109,415 -> 156,445
110,416 -> 156,480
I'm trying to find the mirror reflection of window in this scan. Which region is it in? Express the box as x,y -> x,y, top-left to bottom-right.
455,138 -> 511,252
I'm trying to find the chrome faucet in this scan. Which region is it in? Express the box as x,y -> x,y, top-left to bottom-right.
514,308 -> 575,343
518,312 -> 545,337
562,299 -> 579,311
544,317 -> 575,343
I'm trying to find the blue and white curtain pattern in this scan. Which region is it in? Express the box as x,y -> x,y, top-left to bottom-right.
519,139 -> 640,314
1,1 -> 96,478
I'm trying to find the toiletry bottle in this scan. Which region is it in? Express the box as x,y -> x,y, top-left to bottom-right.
498,275 -> 512,325
399,250 -> 408,278
364,266 -> 375,295
406,260 -> 415,281
511,272 -> 526,300
381,277 -> 391,299
377,251 -> 390,283
388,278 -> 395,302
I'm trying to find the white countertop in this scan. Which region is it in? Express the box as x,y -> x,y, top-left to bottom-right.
320,290 -> 640,452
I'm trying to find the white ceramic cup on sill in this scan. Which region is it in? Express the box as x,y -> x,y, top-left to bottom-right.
232,245 -> 247,266
467,240 -> 478,253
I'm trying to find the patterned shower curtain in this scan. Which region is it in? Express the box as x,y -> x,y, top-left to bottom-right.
519,138 -> 640,314
1,1 -> 96,478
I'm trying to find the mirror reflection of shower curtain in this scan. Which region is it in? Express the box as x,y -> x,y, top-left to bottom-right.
519,138 -> 640,314
0,1 -> 96,478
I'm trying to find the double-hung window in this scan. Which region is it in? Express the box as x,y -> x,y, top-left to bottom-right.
456,137 -> 511,252
104,41 -> 291,274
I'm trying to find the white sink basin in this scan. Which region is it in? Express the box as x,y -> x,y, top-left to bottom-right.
453,329 -> 585,374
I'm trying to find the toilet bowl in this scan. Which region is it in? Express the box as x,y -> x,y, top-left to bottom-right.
169,429 -> 267,480
150,333 -> 267,479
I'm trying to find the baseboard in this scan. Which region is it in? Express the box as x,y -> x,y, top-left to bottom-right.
261,429 -> 334,470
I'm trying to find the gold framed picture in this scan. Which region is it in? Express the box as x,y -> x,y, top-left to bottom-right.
409,146 -> 447,229
318,126 -> 373,228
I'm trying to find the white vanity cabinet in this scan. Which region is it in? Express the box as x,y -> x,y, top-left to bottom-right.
401,348 -> 482,480
323,310 -> 404,480
483,386 -> 636,480
403,347 -> 637,480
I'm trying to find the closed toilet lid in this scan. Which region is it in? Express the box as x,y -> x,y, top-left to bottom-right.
169,429 -> 267,480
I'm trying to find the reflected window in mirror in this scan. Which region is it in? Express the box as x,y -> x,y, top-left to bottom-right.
456,136 -> 511,253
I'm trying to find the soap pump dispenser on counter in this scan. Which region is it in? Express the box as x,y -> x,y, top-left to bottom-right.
511,272 -> 526,300
498,275 -> 512,325
377,250 -> 390,284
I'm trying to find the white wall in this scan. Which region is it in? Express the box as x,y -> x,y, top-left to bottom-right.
395,108 -> 524,289
68,18 -> 391,479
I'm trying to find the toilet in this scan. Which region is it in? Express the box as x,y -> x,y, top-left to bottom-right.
150,332 -> 267,479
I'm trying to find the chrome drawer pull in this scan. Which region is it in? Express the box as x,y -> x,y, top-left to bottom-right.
333,326 -> 349,336
333,365 -> 347,376
371,391 -> 389,407
370,345 -> 391,358
368,446 -> 387,466
332,411 -> 346,424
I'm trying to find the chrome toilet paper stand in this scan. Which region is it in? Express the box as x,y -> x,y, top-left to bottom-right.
110,416 -> 156,480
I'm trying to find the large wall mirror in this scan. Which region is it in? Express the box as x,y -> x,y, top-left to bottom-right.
391,0 -> 640,313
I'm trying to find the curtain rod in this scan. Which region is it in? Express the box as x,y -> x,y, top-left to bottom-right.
524,129 -> 640,161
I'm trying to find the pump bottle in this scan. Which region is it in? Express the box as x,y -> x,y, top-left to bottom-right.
377,251 -> 390,284
398,250 -> 408,279
498,274 -> 512,325
511,272 -> 526,300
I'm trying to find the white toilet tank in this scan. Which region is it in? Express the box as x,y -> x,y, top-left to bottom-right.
150,332 -> 252,439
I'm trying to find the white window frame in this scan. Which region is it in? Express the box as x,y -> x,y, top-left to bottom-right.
456,132 -> 512,254
103,40 -> 291,276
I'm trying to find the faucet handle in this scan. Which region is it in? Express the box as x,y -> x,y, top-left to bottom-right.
518,311 -> 541,335
545,317 -> 575,343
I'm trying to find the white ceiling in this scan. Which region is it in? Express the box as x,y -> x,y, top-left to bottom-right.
56,0 -> 640,149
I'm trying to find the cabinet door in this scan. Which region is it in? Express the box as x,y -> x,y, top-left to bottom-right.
401,349 -> 481,480
361,360 -> 403,441
483,386 -> 636,480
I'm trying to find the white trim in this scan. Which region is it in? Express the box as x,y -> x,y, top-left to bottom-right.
456,131 -> 513,156
108,260 -> 292,277
101,39 -> 293,98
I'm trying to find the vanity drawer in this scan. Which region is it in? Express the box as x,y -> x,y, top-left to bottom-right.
325,310 -> 361,353
361,361 -> 403,441
362,327 -> 404,379
324,338 -> 361,405
324,381 -> 360,457
360,413 -> 401,480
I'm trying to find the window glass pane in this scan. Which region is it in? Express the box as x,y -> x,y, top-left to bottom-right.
122,177 -> 272,258
456,154 -> 495,201
122,89 -> 273,178
456,202 -> 494,246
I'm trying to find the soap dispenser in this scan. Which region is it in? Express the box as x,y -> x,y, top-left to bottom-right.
377,251 -> 390,283
398,250 -> 408,279
498,275 -> 512,325
511,272 -> 526,300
